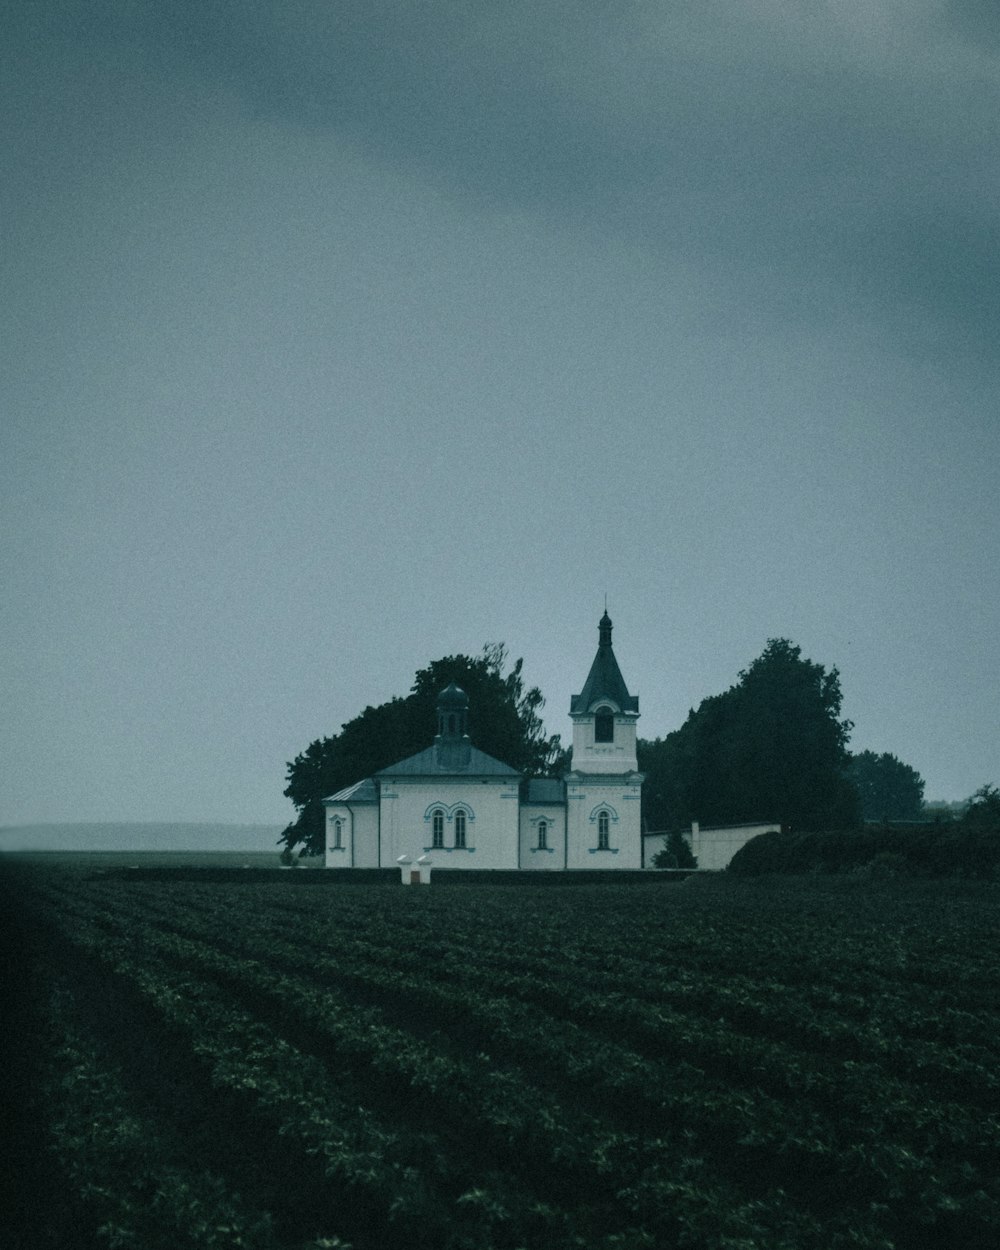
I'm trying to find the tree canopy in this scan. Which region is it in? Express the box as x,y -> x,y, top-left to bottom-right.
639,638 -> 859,833
280,645 -> 563,855
846,750 -> 926,823
962,783 -> 1000,829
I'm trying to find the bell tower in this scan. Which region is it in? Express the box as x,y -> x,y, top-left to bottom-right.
564,611 -> 643,869
569,610 -> 639,774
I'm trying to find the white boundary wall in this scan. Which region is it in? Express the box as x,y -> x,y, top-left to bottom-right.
644,821 -> 780,871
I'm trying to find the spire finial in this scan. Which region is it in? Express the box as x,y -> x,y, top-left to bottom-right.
598,607 -> 613,647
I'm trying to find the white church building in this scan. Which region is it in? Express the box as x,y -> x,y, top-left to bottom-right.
324,612 -> 644,870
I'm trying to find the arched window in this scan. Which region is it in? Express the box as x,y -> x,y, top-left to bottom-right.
331,818 -> 343,850
537,820 -> 548,850
454,810 -> 467,848
597,810 -> 610,850
432,810 -> 445,848
595,709 -> 614,743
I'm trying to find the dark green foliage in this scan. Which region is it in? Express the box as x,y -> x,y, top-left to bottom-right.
962,783 -> 1000,829
641,638 -> 858,833
281,644 -> 562,854
847,750 -> 926,822
729,824 -> 1000,877
637,734 -> 688,831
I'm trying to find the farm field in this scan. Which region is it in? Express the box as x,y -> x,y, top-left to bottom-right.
3,862 -> 1000,1250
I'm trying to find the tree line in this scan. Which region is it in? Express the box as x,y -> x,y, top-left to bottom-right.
281,637 -> 981,857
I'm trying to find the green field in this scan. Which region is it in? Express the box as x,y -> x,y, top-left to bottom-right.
3,860 -> 1000,1250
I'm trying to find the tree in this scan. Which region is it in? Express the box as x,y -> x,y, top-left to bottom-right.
638,733 -> 691,831
652,828 -> 697,870
658,639 -> 858,832
962,783 -> 1000,829
846,750 -> 926,823
280,645 -> 562,855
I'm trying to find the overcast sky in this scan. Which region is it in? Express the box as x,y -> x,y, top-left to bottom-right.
3,1 -> 998,827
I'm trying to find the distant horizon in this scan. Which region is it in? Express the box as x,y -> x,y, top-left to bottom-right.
0,820 -> 286,829
0,821 -> 287,854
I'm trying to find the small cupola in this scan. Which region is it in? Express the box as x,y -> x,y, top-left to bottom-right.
435,682 -> 471,769
436,682 -> 470,741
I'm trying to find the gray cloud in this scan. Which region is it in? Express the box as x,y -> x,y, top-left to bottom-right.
54,2 -> 982,371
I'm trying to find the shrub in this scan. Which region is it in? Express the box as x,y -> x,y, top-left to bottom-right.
728,825 -> 1000,878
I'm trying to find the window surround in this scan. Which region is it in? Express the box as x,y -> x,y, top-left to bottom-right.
587,804 -> 619,853
423,802 -> 475,852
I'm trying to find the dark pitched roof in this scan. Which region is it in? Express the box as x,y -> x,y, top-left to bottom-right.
570,612 -> 639,714
323,778 -> 379,803
375,744 -> 521,778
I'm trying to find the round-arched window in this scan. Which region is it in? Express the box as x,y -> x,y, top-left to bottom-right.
432,809 -> 445,848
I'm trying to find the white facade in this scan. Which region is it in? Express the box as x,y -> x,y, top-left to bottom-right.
564,775 -> 643,869
380,775 -> 521,870
323,613 -> 644,871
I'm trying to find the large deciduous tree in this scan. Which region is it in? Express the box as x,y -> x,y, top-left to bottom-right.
280,645 -> 562,856
846,750 -> 925,823
640,638 -> 858,833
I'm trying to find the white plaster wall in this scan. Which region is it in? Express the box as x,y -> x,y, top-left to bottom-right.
379,776 -> 520,869
352,805 -> 380,867
688,822 -> 780,871
570,714 -> 638,774
565,775 -> 642,869
324,804 -> 352,868
519,804 -> 566,870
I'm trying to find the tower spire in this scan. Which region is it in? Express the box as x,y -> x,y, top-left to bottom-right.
598,607 -> 613,648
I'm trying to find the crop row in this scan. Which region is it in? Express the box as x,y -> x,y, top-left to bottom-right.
34,878 -> 1000,1249
20,881 -> 891,1249
17,867 -> 1000,1249
75,874 -> 1000,1111
41,905 -> 590,1250
38,977 -> 282,1250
